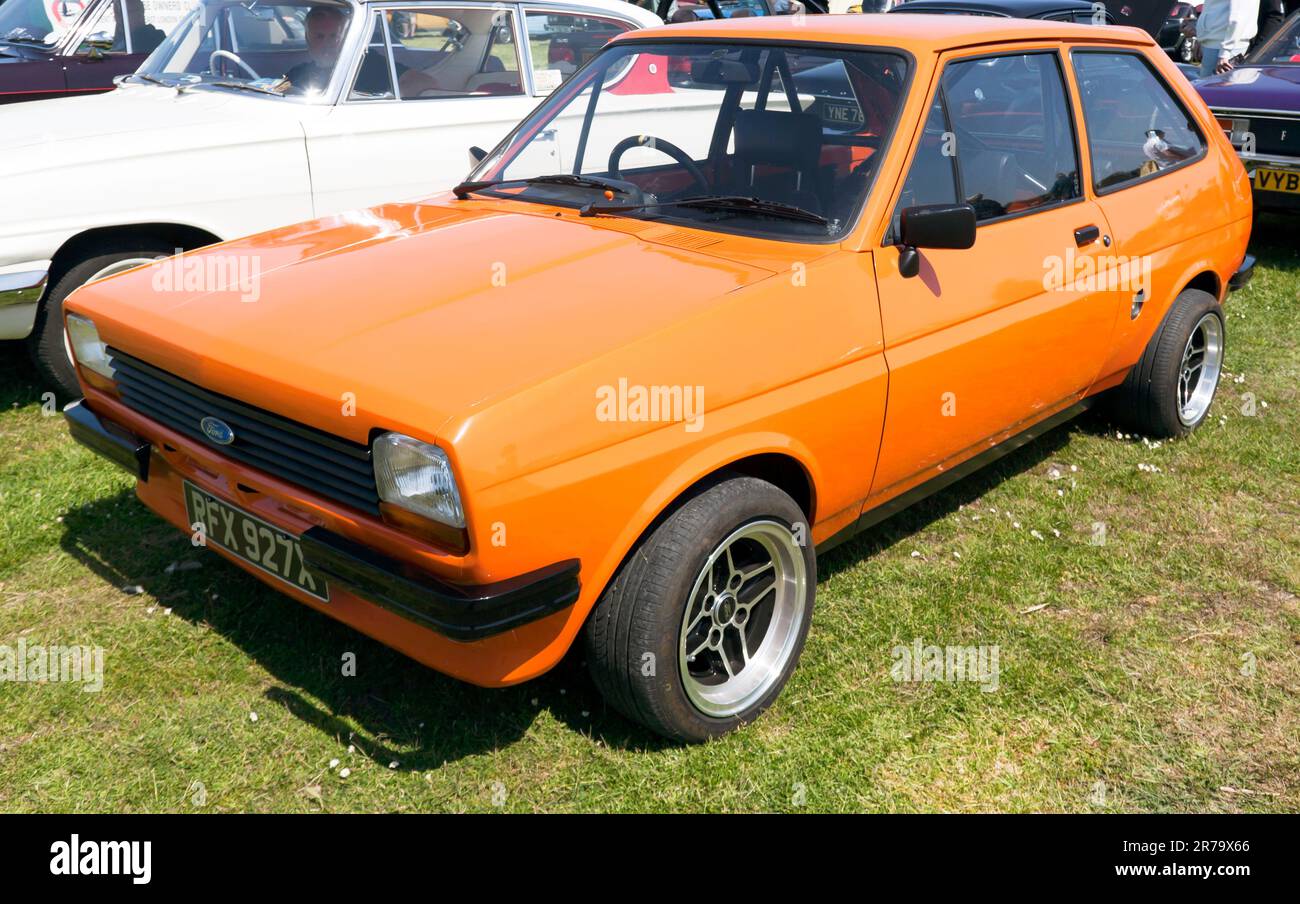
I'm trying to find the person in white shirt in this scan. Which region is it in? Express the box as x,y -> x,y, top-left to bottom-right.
1195,0 -> 1261,77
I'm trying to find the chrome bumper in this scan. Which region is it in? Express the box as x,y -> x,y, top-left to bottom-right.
0,264 -> 49,307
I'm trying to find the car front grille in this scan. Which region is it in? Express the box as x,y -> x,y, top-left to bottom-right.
1246,116 -> 1300,158
108,348 -> 380,514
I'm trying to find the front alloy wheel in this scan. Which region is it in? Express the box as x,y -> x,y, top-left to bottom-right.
679,520 -> 808,718
585,475 -> 816,742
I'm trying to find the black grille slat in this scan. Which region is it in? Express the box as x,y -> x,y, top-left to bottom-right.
118,384 -> 377,498
110,351 -> 370,460
112,358 -> 372,473
114,374 -> 374,490
109,348 -> 380,515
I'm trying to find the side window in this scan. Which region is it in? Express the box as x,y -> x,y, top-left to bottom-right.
139,0 -> 190,41
372,7 -> 524,100
1072,51 -> 1206,192
524,11 -> 632,95
350,14 -> 395,100
79,0 -> 172,55
77,0 -> 120,52
890,97 -> 959,240
941,52 -> 1081,221
124,0 -> 171,54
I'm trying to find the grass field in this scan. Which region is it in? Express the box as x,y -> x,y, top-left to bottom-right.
0,221 -> 1296,813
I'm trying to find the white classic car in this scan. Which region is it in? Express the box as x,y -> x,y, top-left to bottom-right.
0,0 -> 661,397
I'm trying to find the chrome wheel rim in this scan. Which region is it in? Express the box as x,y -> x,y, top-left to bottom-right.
678,520 -> 807,718
1177,313 -> 1223,426
88,258 -> 158,283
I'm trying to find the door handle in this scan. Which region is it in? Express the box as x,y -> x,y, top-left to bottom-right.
1073,225 -> 1100,246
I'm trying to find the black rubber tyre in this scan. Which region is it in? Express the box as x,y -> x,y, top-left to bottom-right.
584,475 -> 815,743
28,240 -> 174,402
1111,288 -> 1225,438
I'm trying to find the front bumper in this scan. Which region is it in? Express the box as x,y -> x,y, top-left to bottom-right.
300,528 -> 579,641
65,400 -> 151,480
0,261 -> 48,307
0,261 -> 49,340
64,399 -> 581,643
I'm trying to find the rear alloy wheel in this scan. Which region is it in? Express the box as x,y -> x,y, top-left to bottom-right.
29,242 -> 174,401
1111,287 -> 1225,438
585,475 -> 815,742
1176,312 -> 1224,428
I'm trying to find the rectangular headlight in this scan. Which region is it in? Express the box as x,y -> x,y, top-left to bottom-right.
372,433 -> 465,529
66,313 -> 115,380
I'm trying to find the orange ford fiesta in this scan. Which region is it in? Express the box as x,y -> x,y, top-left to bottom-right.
61,15 -> 1253,741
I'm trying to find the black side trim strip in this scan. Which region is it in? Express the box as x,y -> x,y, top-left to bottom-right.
816,398 -> 1094,556
300,527 -> 581,641
64,400 -> 151,482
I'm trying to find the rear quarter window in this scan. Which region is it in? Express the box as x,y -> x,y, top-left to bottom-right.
1070,50 -> 1207,193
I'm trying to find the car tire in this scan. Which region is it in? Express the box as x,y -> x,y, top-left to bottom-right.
1112,288 -> 1225,438
584,475 -> 815,742
29,241 -> 174,401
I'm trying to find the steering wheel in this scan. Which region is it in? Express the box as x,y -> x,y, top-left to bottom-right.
608,135 -> 709,195
209,49 -> 260,80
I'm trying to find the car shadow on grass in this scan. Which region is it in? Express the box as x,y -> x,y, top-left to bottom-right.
1249,214 -> 1300,272
54,410 -> 1108,760
818,416 -> 1084,583
0,340 -> 45,411
57,488 -> 677,768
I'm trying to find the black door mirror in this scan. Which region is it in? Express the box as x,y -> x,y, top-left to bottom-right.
897,203 -> 976,278
468,146 -> 487,167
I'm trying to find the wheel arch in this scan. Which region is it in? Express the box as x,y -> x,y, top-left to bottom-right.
572,437 -> 822,632
1181,268 -> 1221,302
44,222 -> 224,302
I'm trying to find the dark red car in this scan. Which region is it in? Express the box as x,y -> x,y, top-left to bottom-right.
0,0 -> 184,104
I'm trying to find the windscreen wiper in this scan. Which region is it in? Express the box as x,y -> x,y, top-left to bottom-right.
209,80 -> 287,96
452,173 -> 636,200
127,73 -> 171,87
580,194 -> 829,227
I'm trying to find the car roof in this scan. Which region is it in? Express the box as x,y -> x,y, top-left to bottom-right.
515,0 -> 664,19
892,0 -> 1095,14
355,0 -> 655,16
616,11 -> 1152,52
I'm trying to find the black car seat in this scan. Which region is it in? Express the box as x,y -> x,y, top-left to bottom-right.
731,109 -> 826,213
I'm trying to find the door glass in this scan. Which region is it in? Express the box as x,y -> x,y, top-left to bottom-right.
349,13 -> 395,99
1071,51 -> 1206,192
941,52 -> 1081,222
379,6 -> 524,99
889,96 -> 959,241
523,10 -> 631,94
76,0 -> 120,52
123,0 -> 170,53
76,0 -> 172,54
0,0 -> 90,48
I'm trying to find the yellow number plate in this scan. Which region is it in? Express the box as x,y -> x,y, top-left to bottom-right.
1254,168 -> 1300,194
